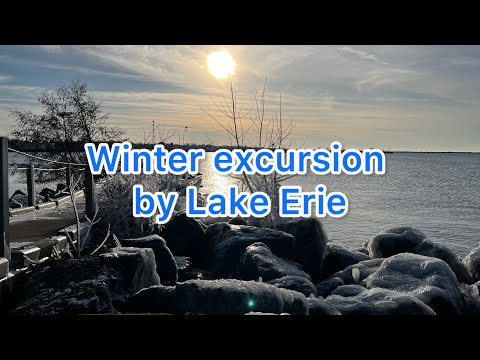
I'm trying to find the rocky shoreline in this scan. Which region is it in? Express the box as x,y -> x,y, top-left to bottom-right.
2,212 -> 480,315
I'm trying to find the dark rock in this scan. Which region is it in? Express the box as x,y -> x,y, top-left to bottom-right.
366,253 -> 464,315
315,277 -> 344,297
237,242 -> 310,282
368,226 -> 426,258
11,247 -> 160,315
460,282 -> 480,315
331,285 -> 366,297
413,239 -> 474,284
308,297 -> 341,315
355,247 -> 370,256
121,279 -> 309,315
273,218 -> 328,283
325,287 -> 436,315
120,235 -> 177,285
56,184 -> 67,194
266,275 -> 317,297
329,258 -> 385,286
321,243 -> 370,279
160,211 -> 208,266
9,199 -> 22,208
39,187 -> 56,199
229,217 -> 247,226
174,256 -> 194,282
205,223 -> 295,277
464,245 -> 480,282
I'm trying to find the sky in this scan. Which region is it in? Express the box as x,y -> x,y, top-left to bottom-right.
0,45 -> 479,151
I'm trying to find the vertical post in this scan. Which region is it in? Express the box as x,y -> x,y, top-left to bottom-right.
0,137 -> 10,261
26,165 -> 35,207
85,166 -> 95,219
66,165 -> 72,189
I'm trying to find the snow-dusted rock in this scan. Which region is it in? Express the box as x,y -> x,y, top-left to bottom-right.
267,275 -> 317,297
321,243 -> 370,279
366,253 -> 464,315
315,277 -> 344,297
368,226 -> 426,258
120,235 -> 177,285
331,285 -> 366,297
237,242 -> 310,282
205,223 -> 295,277
464,245 -> 480,282
328,258 -> 385,286
325,287 -> 436,315
11,247 -> 160,315
121,279 -> 309,315
308,297 -> 341,316
273,218 -> 328,283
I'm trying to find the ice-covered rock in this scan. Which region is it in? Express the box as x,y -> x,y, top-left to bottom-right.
331,285 -> 367,297
266,275 -> 317,297
229,217 -> 247,225
11,247 -> 160,315
273,218 -> 328,283
315,277 -> 344,297
328,258 -> 385,286
413,239 -> 473,284
325,287 -> 436,315
321,243 -> 370,279
355,247 -> 370,256
120,235 -> 177,285
464,245 -> 480,282
459,282 -> 480,315
308,297 -> 341,315
160,211 -> 208,266
237,242 -> 310,282
121,279 -> 309,315
368,226 -> 426,258
205,223 -> 295,277
366,253 -> 464,315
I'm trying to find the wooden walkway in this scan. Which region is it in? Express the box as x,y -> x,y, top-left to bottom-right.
10,195 -> 86,245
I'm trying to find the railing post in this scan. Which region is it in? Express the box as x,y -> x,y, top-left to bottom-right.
26,164 -> 35,207
0,137 -> 10,261
66,165 -> 72,189
85,166 -> 95,220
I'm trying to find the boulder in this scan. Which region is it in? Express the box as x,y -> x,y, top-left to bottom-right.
325,287 -> 436,315
205,223 -> 295,277
459,282 -> 480,315
331,285 -> 366,297
120,235 -> 177,285
229,217 -> 247,226
328,258 -> 385,286
266,275 -> 317,297
237,242 -> 310,282
272,219 -> 328,284
355,247 -> 370,256
160,211 -> 208,265
321,243 -> 370,279
366,253 -> 464,315
464,245 -> 480,282
121,279 -> 309,315
368,226 -> 426,258
308,297 -> 341,315
315,277 -> 344,298
11,247 -> 160,315
413,239 -> 473,284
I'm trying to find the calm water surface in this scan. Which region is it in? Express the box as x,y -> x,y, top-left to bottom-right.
200,152 -> 480,257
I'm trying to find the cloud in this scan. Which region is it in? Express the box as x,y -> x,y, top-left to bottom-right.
0,75 -> 12,82
337,46 -> 381,63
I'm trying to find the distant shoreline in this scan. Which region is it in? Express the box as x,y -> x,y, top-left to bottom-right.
6,140 -> 480,154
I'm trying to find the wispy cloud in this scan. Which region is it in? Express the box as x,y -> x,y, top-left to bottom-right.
0,75 -> 13,82
337,46 -> 381,63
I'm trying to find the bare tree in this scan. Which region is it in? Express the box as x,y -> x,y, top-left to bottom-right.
200,77 -> 296,225
9,80 -> 125,182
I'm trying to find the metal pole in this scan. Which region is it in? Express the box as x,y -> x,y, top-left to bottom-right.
0,137 -> 10,261
66,165 -> 72,189
85,166 -> 95,219
27,165 -> 35,207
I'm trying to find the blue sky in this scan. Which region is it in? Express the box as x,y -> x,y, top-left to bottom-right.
0,45 -> 479,151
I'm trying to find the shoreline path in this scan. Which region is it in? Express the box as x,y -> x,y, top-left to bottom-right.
10,195 -> 86,245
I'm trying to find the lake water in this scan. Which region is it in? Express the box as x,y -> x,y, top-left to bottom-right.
8,151 -> 480,257
199,152 -> 480,257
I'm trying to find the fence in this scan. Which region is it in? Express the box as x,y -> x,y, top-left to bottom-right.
0,136 -> 96,262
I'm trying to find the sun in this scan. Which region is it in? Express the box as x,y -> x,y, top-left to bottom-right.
207,51 -> 235,79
